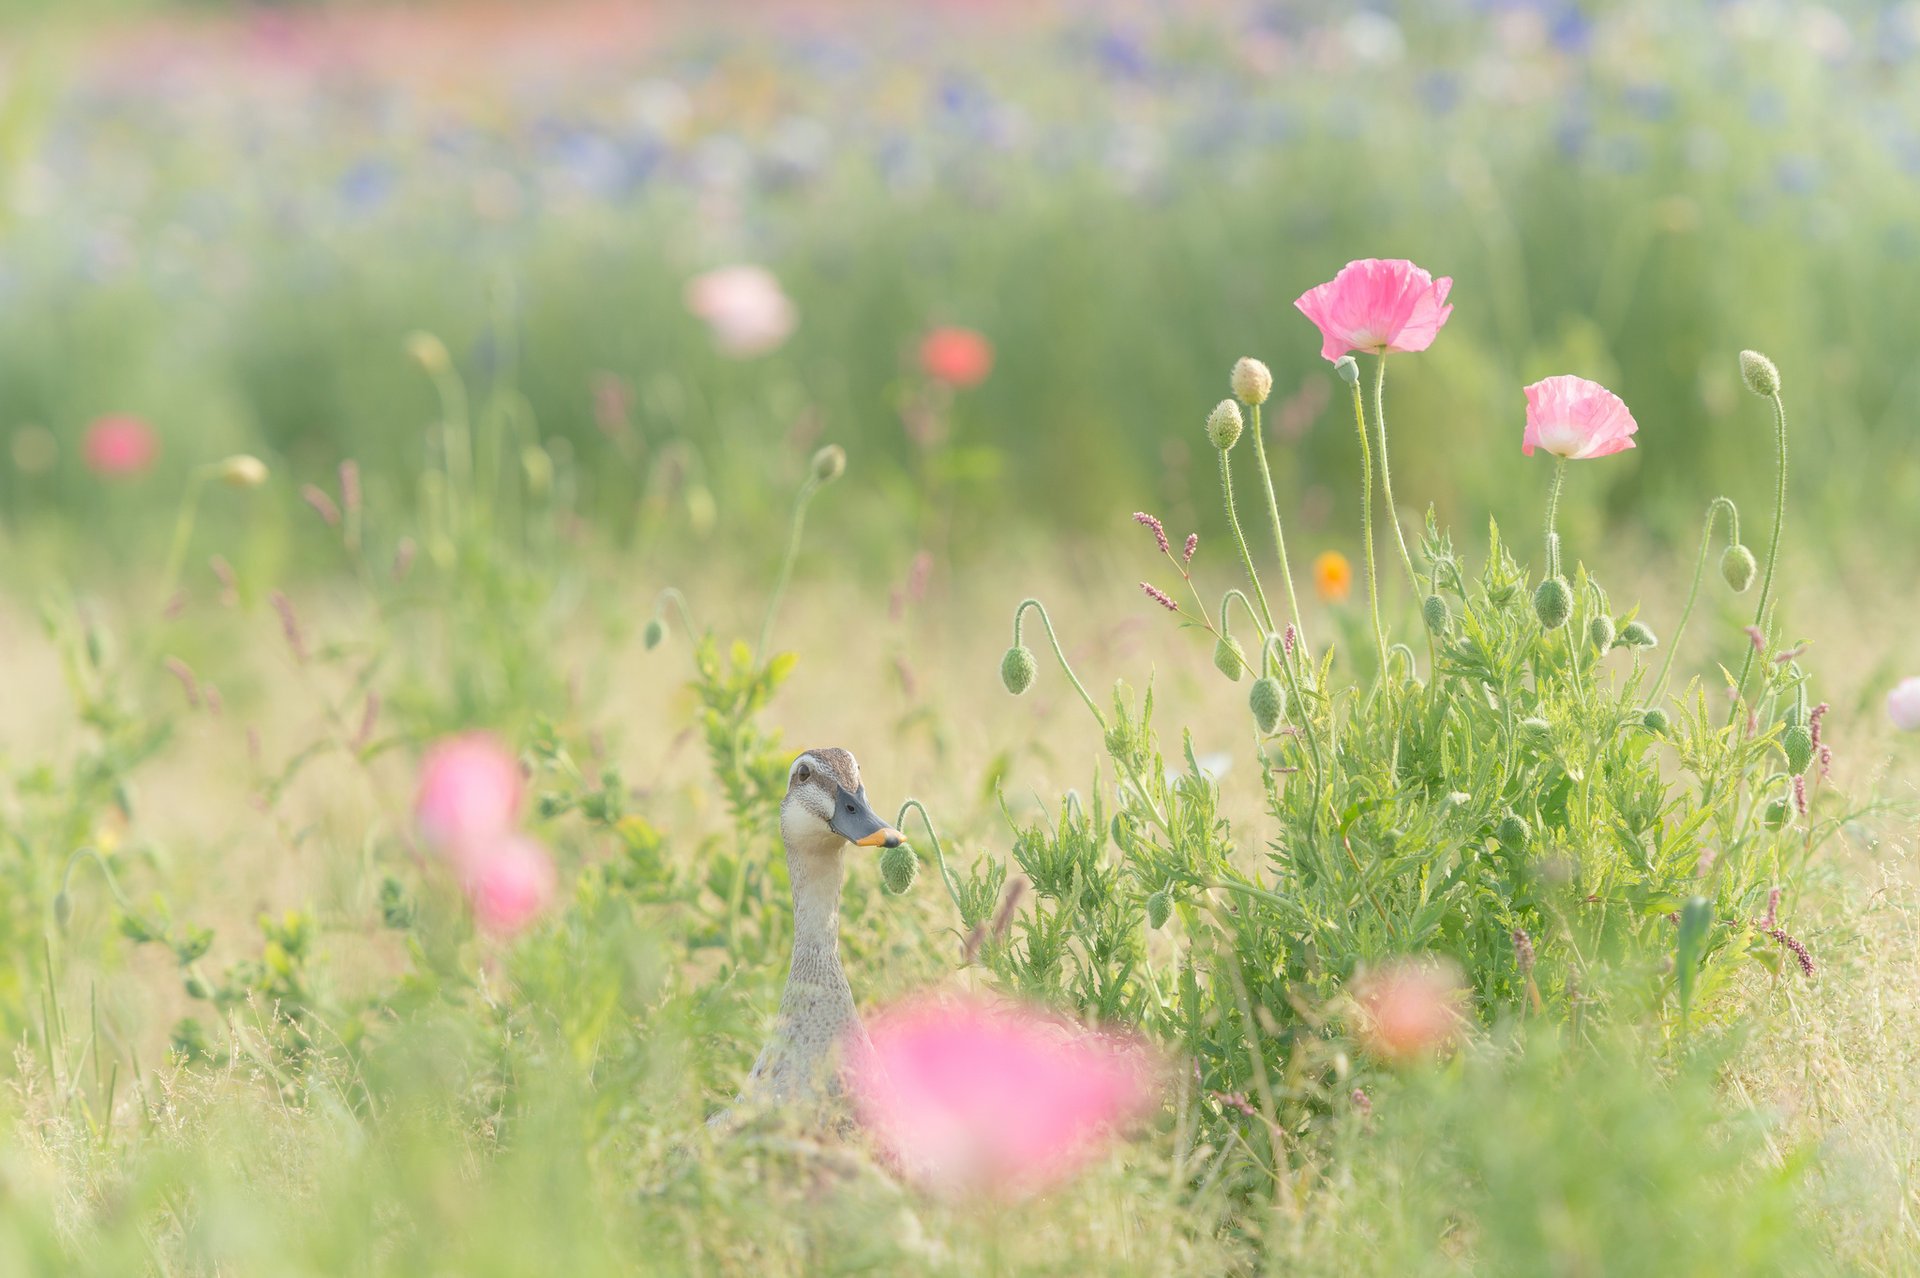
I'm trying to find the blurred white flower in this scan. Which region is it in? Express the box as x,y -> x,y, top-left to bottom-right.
683,265 -> 797,358
1888,678 -> 1920,733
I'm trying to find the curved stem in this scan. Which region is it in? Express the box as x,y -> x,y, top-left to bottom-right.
894,799 -> 967,922
1218,450 -> 1275,633
1730,392 -> 1789,717
1344,382 -> 1390,682
57,847 -> 140,920
756,477 -> 823,663
1246,404 -> 1308,653
1218,589 -> 1268,676
1653,496 -> 1739,699
652,587 -> 701,637
1370,356 -> 1421,594
1013,598 -> 1107,731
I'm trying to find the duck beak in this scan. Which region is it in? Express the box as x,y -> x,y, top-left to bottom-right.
830,785 -> 904,848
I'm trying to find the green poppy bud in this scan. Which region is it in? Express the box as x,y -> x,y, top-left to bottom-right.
1001,645 -> 1037,695
1720,544 -> 1757,593
1588,615 -> 1616,652
1206,399 -> 1243,451
1146,891 -> 1172,930
1520,716 -> 1552,738
811,444 -> 847,485
184,976 -> 211,1001
1533,576 -> 1573,630
1496,814 -> 1530,853
1739,349 -> 1780,398
1422,594 -> 1451,635
643,617 -> 667,650
1213,634 -> 1248,681
1763,797 -> 1790,830
879,842 -> 918,895
1643,708 -> 1671,735
1619,620 -> 1658,649
1249,677 -> 1284,734
1230,357 -> 1272,406
1782,724 -> 1814,775
1334,355 -> 1360,386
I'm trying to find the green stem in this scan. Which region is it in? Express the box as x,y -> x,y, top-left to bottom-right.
1246,404 -> 1307,652
894,799 -> 966,922
1653,496 -> 1739,700
56,847 -> 141,922
1218,449 -> 1276,633
1370,355 -> 1422,593
1543,456 -> 1568,580
652,587 -> 701,638
1729,391 -> 1789,718
1344,382 -> 1391,682
756,477 -> 823,663
156,469 -> 210,611
1218,589 -> 1268,676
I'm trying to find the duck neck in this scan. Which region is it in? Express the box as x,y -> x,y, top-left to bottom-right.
787,836 -> 848,965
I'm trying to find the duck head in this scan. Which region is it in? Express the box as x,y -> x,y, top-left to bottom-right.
780,748 -> 903,858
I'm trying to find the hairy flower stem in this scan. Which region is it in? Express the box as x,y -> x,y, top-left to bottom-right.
1218,451 -> 1276,634
1542,456 -> 1568,579
1729,391 -> 1790,719
1654,496 -> 1739,699
756,475 -> 824,663
652,587 -> 700,635
1344,382 -> 1391,684
1371,356 -> 1422,594
894,799 -> 967,921
1247,405 -> 1307,654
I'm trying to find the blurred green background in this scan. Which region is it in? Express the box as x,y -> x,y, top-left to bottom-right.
0,0 -> 1916,584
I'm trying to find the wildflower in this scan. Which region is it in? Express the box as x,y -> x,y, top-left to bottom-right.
301,484 -> 342,527
1886,678 -> 1920,732
1183,533 -> 1198,565
217,455 -> 268,488
1133,511 -> 1169,556
461,835 -> 556,936
270,591 -> 309,662
1521,376 -> 1638,459
1511,928 -> 1536,974
164,656 -> 200,708
842,993 -> 1159,1199
1230,356 -> 1273,405
1293,259 -> 1453,362
1739,349 -> 1781,397
919,326 -> 994,387
683,265 -> 797,357
1352,959 -> 1466,1062
1350,1087 -> 1372,1118
82,415 -> 158,477
339,460 -> 361,519
1793,774 -> 1809,816
1744,625 -> 1767,652
1140,582 -> 1178,612
1313,551 -> 1352,601
414,733 -> 524,856
1205,399 -> 1243,451
1809,701 -> 1829,749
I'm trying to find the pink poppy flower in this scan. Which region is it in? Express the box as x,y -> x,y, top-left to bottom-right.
82,415 -> 159,477
918,326 -> 994,387
844,993 -> 1159,1199
1521,376 -> 1639,459
1292,258 -> 1454,362
1352,959 -> 1467,1062
462,835 -> 557,936
414,733 -> 523,858
1889,678 -> 1920,732
683,265 -> 797,358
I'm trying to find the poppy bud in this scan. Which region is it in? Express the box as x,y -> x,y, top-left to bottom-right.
1249,677 -> 1284,733
1206,400 -> 1243,451
1533,577 -> 1572,630
1620,620 -> 1658,649
1001,645 -> 1037,695
1520,716 -> 1552,738
1643,708 -> 1671,735
1739,349 -> 1780,398
217,455 -> 269,489
1146,891 -> 1172,930
1231,357 -> 1273,406
1214,635 -> 1248,682
1720,544 -> 1757,593
1334,356 -> 1360,386
1588,615 -> 1616,652
1763,796 -> 1790,830
643,618 -> 667,650
879,843 -> 918,895
1496,814 -> 1530,853
811,444 -> 847,484
1422,594 -> 1451,635
404,331 -> 451,375
1782,724 -> 1814,775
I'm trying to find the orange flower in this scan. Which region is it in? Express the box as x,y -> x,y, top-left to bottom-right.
1353,959 -> 1467,1062
1313,551 -> 1352,601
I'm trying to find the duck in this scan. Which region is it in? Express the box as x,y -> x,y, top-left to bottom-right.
739,747 -> 903,1114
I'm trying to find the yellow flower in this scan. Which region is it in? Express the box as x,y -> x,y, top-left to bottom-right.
1314,551 -> 1353,602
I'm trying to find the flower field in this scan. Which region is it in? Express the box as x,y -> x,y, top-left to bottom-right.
1,2 -> 1919,1275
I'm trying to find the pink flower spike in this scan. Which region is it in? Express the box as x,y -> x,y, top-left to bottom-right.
1133,511 -> 1169,555
1141,582 -> 1178,612
1183,533 -> 1198,565
683,265 -> 797,358
1521,376 -> 1639,460
83,415 -> 159,477
462,835 -> 557,936
844,993 -> 1159,1199
1292,259 -> 1454,362
1888,677 -> 1920,732
414,733 -> 524,859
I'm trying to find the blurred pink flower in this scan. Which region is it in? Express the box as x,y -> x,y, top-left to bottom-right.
1293,259 -> 1453,362
414,733 -> 523,857
683,265 -> 797,357
462,835 -> 557,936
844,993 -> 1159,1199
1353,959 -> 1467,1062
918,326 -> 994,387
1521,376 -> 1639,459
83,415 -> 158,477
1888,677 -> 1920,732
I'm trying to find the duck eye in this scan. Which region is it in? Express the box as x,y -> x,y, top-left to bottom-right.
794,765 -> 809,783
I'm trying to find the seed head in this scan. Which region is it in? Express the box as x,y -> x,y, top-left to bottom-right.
1206,399 -> 1244,451
1739,349 -> 1780,397
879,842 -> 918,895
1213,634 -> 1248,682
1720,544 -> 1757,592
1000,645 -> 1037,695
811,444 -> 847,484
1231,357 -> 1273,406
1588,614 -> 1616,651
1532,576 -> 1572,630
217,455 -> 269,489
1619,620 -> 1658,649
1146,891 -> 1172,930
1249,677 -> 1284,733
1333,355 -> 1360,386
1421,594 -> 1451,635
